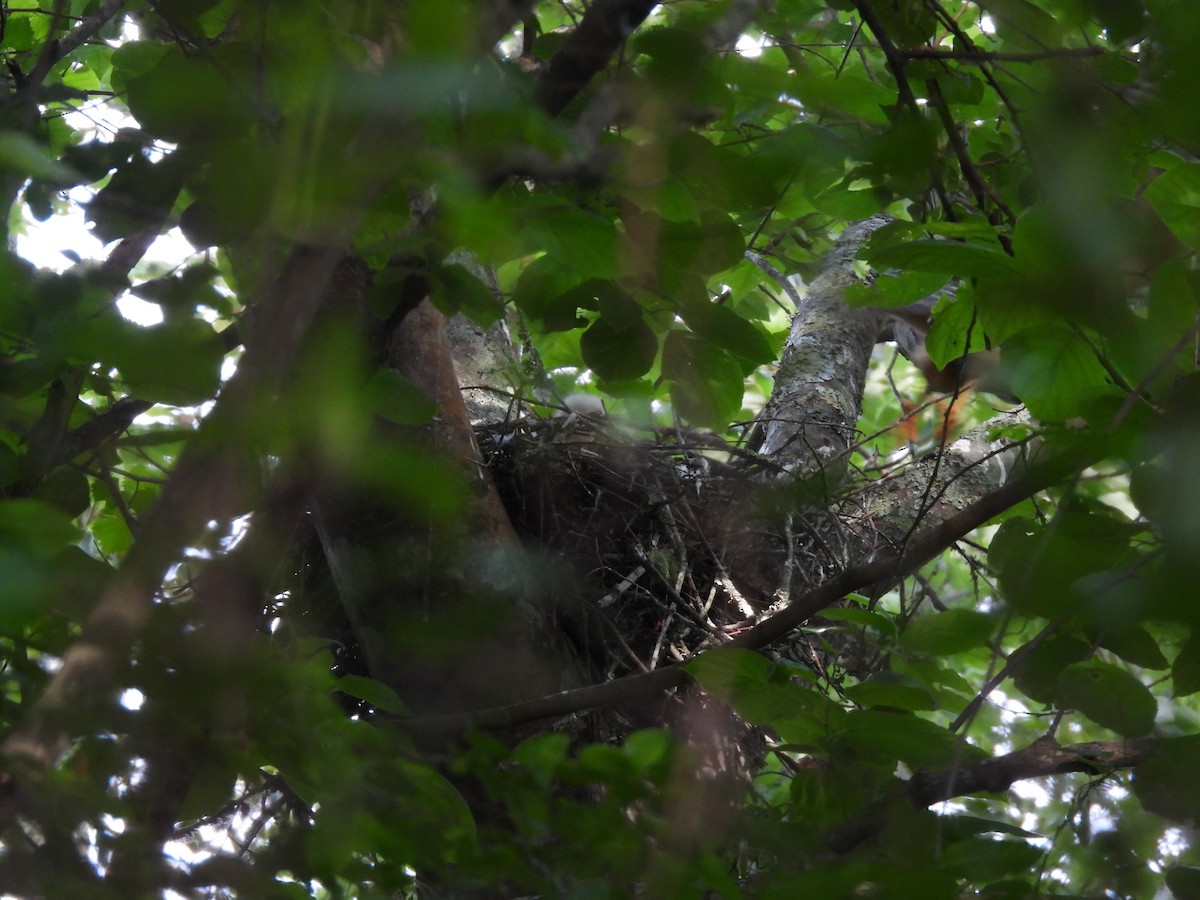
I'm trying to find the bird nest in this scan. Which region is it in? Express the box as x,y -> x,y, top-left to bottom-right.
479,412 -> 853,684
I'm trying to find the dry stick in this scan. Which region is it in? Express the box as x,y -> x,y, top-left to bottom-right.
402,440 -> 1080,743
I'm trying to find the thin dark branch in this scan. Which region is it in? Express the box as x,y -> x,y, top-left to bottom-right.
851,0 -> 920,115
899,46 -> 1103,63
924,76 -> 1016,224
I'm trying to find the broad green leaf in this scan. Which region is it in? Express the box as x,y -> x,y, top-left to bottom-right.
940,836 -> 1044,882
62,313 -> 225,406
845,270 -> 951,310
1090,624 -> 1168,670
0,498 -> 79,556
999,326 -> 1115,422
1132,735 -> 1200,823
685,647 -> 778,691
334,674 -> 411,716
818,606 -> 898,638
366,369 -> 437,426
1012,634 -> 1091,704
844,675 -> 937,712
1058,660 -> 1156,736
687,647 -> 842,732
900,609 -> 995,656
677,286 -> 775,372
937,815 -> 1038,840
33,467 -> 91,518
990,514 -> 1137,618
0,548 -> 49,631
512,733 -> 571,788
124,45 -> 253,142
429,263 -> 503,326
622,729 -> 672,775
1172,633 -> 1200,697
836,709 -> 974,768
662,330 -> 744,427
580,315 -> 657,381
1145,161 -> 1200,250
867,240 -> 1021,280
0,132 -> 80,185
924,287 -> 991,370
1166,866 -> 1200,900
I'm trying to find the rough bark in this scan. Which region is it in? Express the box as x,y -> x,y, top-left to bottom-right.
758,217 -> 890,479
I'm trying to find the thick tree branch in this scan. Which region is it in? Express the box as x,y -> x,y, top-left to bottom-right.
535,0 -> 658,116
756,216 -> 889,477
827,736 -> 1159,853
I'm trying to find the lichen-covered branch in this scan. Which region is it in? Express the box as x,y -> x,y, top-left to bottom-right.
757,217 -> 889,480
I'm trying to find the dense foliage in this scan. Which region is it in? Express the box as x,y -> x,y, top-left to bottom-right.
2,0 -> 1200,897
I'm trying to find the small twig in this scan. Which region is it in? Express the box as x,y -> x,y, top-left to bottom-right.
899,46 -> 1103,63
745,251 -> 804,310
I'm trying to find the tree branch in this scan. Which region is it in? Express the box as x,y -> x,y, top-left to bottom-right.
535,0 -> 658,116
827,736 -> 1159,853
898,46 -> 1103,63
756,216 -> 889,476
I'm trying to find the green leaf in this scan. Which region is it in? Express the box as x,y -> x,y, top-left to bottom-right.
867,239 -> 1021,280
124,45 -> 252,142
836,709 -> 972,768
662,330 -> 744,428
580,315 -> 657,382
1172,633 -> 1200,697
844,675 -> 937,712
845,270 -> 951,310
900,609 -> 995,656
937,815 -> 1038,840
622,729 -> 672,776
1145,161 -> 1200,250
818,606 -> 898,638
1132,735 -> 1200,823
1090,624 -> 1168,671
1000,326 -> 1116,422
0,132 -> 80,185
1058,660 -> 1156,736
990,514 -> 1136,618
1012,634 -> 1091,704
430,263 -> 502,325
1166,866 -> 1200,900
0,498 -> 79,556
940,836 -> 1043,883
677,286 -> 775,372
334,674 -> 411,716
685,647 -> 776,691
366,369 -> 437,426
687,647 -> 842,734
62,313 -> 225,406
512,732 -> 571,788
33,467 -> 91,518
924,287 -> 991,370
